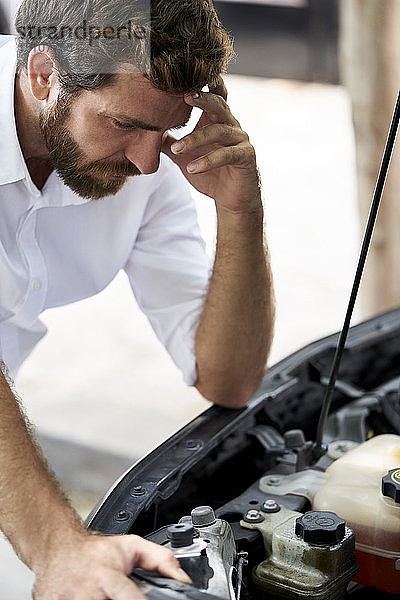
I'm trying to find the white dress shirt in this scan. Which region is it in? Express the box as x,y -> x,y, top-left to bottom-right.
0,36 -> 211,383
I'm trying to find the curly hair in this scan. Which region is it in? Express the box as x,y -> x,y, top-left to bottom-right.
15,0 -> 234,95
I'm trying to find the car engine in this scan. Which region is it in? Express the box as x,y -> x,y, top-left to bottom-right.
87,309 -> 400,599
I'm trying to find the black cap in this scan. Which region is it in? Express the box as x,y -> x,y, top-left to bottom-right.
167,523 -> 194,548
382,468 -> 400,504
295,511 -> 345,545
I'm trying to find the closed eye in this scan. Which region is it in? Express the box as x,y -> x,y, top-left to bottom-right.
111,118 -> 138,131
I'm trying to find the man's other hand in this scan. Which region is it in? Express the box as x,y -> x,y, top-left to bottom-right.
162,76 -> 261,216
32,532 -> 192,599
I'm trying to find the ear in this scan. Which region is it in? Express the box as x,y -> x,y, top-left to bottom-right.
27,46 -> 59,101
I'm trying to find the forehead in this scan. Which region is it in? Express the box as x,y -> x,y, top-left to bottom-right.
80,72 -> 192,130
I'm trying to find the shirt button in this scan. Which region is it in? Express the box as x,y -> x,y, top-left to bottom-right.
32,279 -> 42,291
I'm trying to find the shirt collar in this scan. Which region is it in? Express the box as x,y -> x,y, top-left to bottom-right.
0,35 -> 92,206
0,36 -> 27,187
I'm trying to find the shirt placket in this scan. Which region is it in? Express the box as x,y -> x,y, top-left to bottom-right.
16,205 -> 48,327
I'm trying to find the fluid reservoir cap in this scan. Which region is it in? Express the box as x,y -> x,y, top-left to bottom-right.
167,523 -> 194,547
295,511 -> 346,545
191,506 -> 216,527
382,468 -> 400,503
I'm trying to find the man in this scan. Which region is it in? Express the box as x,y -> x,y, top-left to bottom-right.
0,0 -> 274,598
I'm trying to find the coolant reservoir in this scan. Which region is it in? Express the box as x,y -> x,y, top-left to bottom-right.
313,434 -> 400,593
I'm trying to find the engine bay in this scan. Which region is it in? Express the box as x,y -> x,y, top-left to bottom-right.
87,309 -> 400,599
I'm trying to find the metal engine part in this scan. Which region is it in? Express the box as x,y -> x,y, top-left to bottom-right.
259,469 -> 327,503
241,504 -> 359,600
146,506 -> 237,600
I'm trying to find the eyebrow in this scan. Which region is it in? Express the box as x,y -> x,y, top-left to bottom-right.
102,112 -> 191,132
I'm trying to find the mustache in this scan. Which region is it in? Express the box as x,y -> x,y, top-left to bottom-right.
84,160 -> 141,178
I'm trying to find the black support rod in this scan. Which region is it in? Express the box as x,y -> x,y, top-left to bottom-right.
314,91 -> 400,458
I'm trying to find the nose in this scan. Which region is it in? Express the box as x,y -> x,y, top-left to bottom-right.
124,131 -> 162,175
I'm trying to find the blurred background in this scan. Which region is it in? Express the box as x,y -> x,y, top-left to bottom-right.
0,0 -> 399,596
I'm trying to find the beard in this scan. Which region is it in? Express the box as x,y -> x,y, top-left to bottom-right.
39,93 -> 141,200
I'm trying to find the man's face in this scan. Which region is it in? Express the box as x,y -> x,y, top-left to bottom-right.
39,73 -> 192,199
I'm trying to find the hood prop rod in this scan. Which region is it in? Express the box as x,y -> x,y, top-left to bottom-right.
313,91 -> 400,461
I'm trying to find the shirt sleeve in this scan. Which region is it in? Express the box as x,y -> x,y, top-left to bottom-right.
124,157 -> 212,385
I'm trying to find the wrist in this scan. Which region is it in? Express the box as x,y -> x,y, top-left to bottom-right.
28,511 -> 88,575
215,201 -> 265,245
215,191 -> 263,217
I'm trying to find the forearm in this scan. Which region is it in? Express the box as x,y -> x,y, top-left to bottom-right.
195,201 -> 275,408
164,78 -> 275,408
0,367 -> 85,572
0,368 -> 192,598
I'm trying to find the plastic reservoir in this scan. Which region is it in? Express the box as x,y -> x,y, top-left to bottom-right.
312,434 -> 400,593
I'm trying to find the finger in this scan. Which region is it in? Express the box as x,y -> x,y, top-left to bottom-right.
162,132 -> 200,181
170,123 -> 248,155
184,91 -> 239,127
186,142 -> 254,174
161,132 -> 186,171
126,536 -> 192,584
103,571 -> 147,600
162,132 -> 178,159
